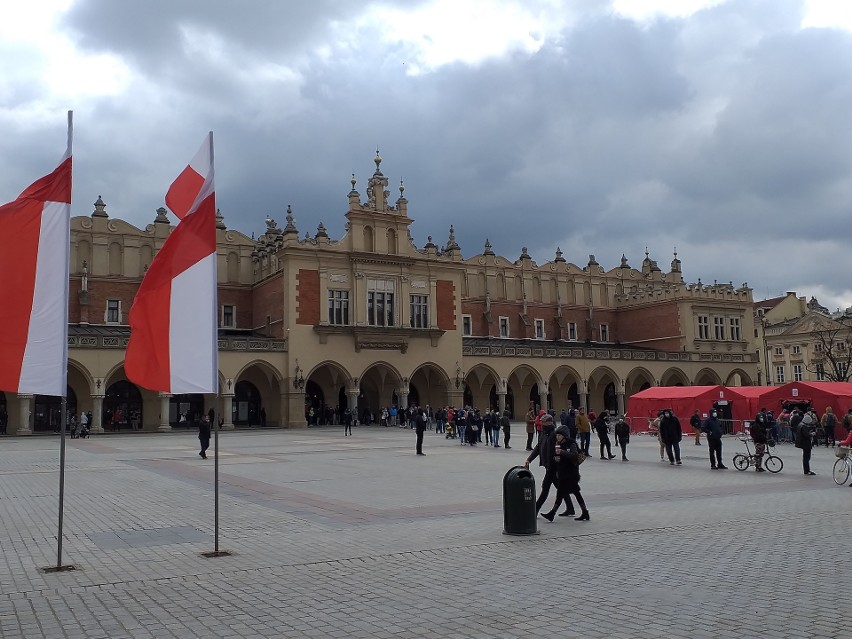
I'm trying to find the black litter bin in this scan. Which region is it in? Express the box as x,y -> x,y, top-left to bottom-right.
503,466 -> 538,535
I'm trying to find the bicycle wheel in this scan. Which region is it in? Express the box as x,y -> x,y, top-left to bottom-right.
765,455 -> 783,474
833,458 -> 850,486
733,454 -> 749,471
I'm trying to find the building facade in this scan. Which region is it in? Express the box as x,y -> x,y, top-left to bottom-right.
1,154 -> 759,435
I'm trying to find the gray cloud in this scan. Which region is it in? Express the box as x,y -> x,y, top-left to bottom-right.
2,0 -> 851,310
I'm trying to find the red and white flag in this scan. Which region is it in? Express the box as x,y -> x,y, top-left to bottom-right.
0,114 -> 73,396
125,133 -> 218,393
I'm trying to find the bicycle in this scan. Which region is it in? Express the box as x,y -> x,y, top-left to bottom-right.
732,434 -> 783,473
833,446 -> 852,485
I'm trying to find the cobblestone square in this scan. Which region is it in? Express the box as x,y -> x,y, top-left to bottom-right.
0,426 -> 846,638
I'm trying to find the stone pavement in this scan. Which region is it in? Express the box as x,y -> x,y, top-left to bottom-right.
0,425 -> 847,638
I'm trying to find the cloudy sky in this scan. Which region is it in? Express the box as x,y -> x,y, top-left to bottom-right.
3,0 -> 852,310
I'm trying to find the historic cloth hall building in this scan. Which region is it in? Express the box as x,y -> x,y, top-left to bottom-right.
2,153 -> 758,434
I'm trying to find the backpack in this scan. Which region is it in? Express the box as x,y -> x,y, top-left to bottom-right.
826,413 -> 836,429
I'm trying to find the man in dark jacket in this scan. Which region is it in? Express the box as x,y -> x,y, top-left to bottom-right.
500,409 -> 511,449
415,408 -> 427,455
198,416 -> 211,459
750,412 -> 768,471
524,414 -> 562,515
659,409 -> 683,465
701,410 -> 727,469
689,409 -> 702,446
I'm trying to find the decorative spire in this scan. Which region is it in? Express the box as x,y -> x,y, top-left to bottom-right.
587,254 -> 599,267
424,235 -> 436,250
555,247 -> 566,263
446,225 -> 460,251
399,178 -> 405,197
92,195 -> 108,218
374,147 -> 383,174
484,238 -> 494,255
154,206 -> 169,223
519,246 -> 531,260
215,208 -> 226,230
283,204 -> 298,235
265,215 -> 281,235
620,254 -> 629,268
315,222 -> 328,239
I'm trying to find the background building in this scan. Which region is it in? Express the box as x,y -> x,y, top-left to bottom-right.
2,154 -> 759,434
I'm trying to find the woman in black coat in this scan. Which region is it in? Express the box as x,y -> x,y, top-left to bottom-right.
542,426 -> 589,521
594,411 -> 616,460
467,409 -> 482,446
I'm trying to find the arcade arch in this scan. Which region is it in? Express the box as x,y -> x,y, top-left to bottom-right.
660,367 -> 689,387
409,363 -> 450,410
233,360 -> 283,427
694,368 -> 723,386
548,366 -> 582,412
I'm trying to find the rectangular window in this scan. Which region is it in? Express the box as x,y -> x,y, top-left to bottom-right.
816,364 -> 825,381
106,299 -> 121,324
409,294 -> 429,329
814,342 -> 823,352
367,279 -> 394,327
328,290 -> 350,325
774,346 -> 783,356
599,323 -> 609,342
838,342 -> 847,352
462,315 -> 472,336
567,322 -> 577,341
499,316 -> 510,338
792,345 -> 801,355
697,315 -> 709,340
222,304 -> 235,328
840,363 -> 850,379
713,317 -> 725,340
775,366 -> 786,383
793,364 -> 803,381
729,317 -> 741,341
534,319 -> 545,339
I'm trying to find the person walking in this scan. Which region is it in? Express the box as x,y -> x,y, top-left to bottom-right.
524,405 -> 536,451
500,409 -> 511,449
575,408 -> 591,456
821,407 -> 837,447
489,410 -> 501,447
456,408 -> 467,445
614,415 -> 630,461
415,408 -> 427,455
750,411 -> 768,472
523,414 -> 558,516
541,426 -> 589,522
659,409 -> 683,465
701,409 -> 727,469
796,411 -> 817,475
344,408 -> 353,436
689,409 -> 702,445
594,410 -> 616,460
198,415 -> 211,459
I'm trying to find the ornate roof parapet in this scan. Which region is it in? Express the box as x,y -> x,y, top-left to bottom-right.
554,247 -> 566,263
395,179 -> 407,215
315,222 -> 329,244
154,206 -> 170,224
92,195 -> 108,218
483,239 -> 495,256
443,225 -> 462,260
348,174 -> 360,208
365,149 -> 392,212
215,208 -> 226,230
670,247 -> 681,273
619,254 -> 630,269
423,234 -> 438,256
282,204 -> 299,236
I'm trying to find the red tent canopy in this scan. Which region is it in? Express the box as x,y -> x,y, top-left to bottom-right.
728,386 -> 766,419
758,382 -> 852,417
626,385 -> 751,433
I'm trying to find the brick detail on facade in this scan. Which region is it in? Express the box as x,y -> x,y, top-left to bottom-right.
436,280 -> 456,330
252,275 -> 285,337
616,302 -> 682,351
296,269 -> 321,326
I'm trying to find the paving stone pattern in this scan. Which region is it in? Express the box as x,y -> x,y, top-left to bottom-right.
0,427 -> 847,638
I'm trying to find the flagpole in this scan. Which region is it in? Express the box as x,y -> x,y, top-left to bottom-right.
47,110 -> 75,573
56,396 -> 67,568
214,398 -> 219,553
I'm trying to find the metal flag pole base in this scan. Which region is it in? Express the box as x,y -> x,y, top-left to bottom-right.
201,393 -> 231,559
40,564 -> 77,573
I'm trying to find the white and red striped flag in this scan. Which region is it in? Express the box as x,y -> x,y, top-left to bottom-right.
0,114 -> 73,396
125,133 -> 218,393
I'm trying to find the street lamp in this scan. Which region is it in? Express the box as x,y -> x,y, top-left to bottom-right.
293,361 -> 305,390
455,362 -> 465,389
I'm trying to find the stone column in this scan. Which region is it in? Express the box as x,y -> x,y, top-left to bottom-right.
91,395 -> 105,433
537,381 -> 548,411
348,389 -> 359,412
497,391 -> 507,414
158,393 -> 172,432
287,390 -> 307,428
447,390 -> 465,409
221,394 -> 235,430
16,394 -> 32,436
579,380 -> 589,412
399,389 -> 409,410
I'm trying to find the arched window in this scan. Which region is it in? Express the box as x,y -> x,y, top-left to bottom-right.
496,274 -> 505,300
234,380 -> 261,426
386,228 -> 397,254
363,226 -> 374,252
104,380 -> 143,430
140,244 -> 153,276
108,242 -> 122,275
227,251 -> 239,283
77,240 -> 91,273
